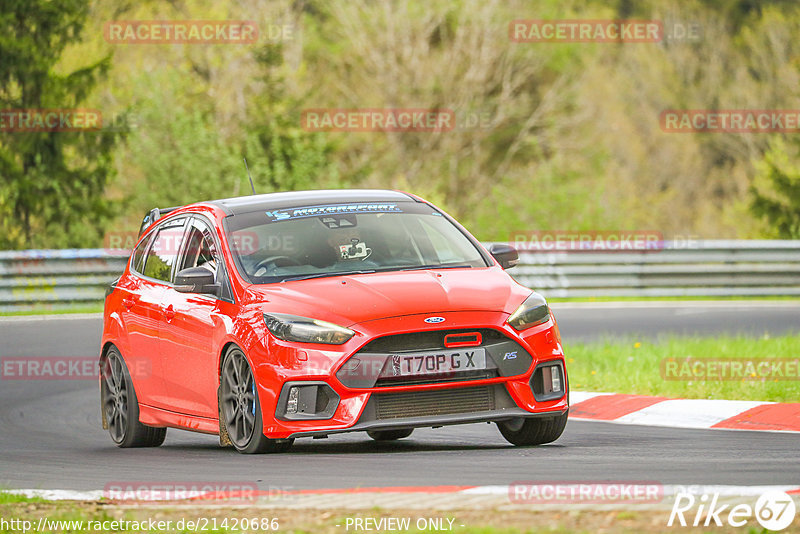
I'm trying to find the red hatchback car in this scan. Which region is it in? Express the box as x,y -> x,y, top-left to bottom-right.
100,190 -> 569,453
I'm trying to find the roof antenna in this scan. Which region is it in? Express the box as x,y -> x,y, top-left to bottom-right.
243,158 -> 256,195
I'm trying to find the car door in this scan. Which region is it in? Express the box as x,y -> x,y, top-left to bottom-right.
134,216 -> 189,409
115,231 -> 165,404
157,216 -> 232,418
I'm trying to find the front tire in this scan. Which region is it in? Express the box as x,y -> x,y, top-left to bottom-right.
101,347 -> 166,448
219,346 -> 293,454
497,410 -> 568,446
367,429 -> 414,441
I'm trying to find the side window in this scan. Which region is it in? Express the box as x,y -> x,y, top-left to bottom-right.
142,218 -> 187,283
179,219 -> 218,273
131,233 -> 153,274
178,217 -> 233,300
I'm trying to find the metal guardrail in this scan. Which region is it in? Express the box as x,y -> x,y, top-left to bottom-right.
1,240 -> 799,312
0,249 -> 128,312
507,239 -> 800,298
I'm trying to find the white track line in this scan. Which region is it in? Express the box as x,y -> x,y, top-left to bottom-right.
569,391 -> 614,404
612,399 -> 768,429
7,485 -> 799,503
462,485 -> 800,497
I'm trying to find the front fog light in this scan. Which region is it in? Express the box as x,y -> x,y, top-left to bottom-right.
286,387 -> 299,415
542,365 -> 562,394
550,366 -> 562,393
277,382 -> 340,420
531,362 -> 565,401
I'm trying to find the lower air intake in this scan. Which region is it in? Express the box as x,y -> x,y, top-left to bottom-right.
374,386 -> 495,419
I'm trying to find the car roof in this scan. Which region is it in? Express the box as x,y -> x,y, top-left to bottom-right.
207,189 -> 418,216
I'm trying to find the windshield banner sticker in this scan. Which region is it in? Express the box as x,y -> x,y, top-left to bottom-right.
265,203 -> 402,221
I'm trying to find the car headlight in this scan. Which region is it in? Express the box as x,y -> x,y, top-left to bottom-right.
264,313 -> 355,345
507,293 -> 550,331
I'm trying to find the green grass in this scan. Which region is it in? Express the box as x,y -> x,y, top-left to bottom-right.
565,334 -> 800,402
0,503 -> 234,534
0,305 -> 103,317
0,491 -> 45,504
0,501 -> 687,534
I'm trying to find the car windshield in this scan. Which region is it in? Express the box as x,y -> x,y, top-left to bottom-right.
224,201 -> 488,283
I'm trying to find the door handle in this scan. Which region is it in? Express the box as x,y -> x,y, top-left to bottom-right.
163,304 -> 175,320
122,297 -> 136,309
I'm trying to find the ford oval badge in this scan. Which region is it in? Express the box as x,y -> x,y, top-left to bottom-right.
424,316 -> 445,324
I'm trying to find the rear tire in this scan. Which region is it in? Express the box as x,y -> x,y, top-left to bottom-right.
497,410 -> 568,446
367,429 -> 414,441
219,346 -> 293,454
101,347 -> 166,448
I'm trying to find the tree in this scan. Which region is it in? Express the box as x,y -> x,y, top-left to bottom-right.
751,137 -> 800,238
245,45 -> 351,194
107,10 -> 353,234
0,0 -> 118,249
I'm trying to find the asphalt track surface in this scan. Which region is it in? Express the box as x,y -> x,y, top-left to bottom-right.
1,303 -> 798,491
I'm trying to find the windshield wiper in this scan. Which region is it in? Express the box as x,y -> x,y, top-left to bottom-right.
394,264 -> 473,271
280,270 -> 376,282
280,264 -> 471,282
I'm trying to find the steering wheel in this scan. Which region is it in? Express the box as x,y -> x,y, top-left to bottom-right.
253,256 -> 301,277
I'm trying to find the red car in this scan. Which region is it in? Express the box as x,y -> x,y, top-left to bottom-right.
100,190 -> 569,453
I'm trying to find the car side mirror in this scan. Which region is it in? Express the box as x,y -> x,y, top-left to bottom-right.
175,267 -> 220,295
489,243 -> 519,270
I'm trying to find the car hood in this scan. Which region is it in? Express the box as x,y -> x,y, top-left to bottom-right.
246,267 -> 529,327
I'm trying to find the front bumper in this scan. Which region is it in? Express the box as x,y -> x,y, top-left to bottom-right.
252,310 -> 568,439
288,385 -> 567,439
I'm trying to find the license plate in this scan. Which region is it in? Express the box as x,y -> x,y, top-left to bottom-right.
386,348 -> 487,377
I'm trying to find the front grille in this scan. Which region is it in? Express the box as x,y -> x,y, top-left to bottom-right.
375,369 -> 498,387
358,328 -> 506,354
374,386 -> 495,419
337,328 -> 531,389
362,328 -> 505,387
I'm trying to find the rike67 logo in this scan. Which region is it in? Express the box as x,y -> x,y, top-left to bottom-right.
668,490 -> 796,530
